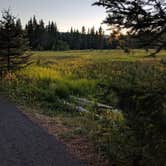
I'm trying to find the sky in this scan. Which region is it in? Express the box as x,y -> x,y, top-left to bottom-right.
0,0 -> 109,34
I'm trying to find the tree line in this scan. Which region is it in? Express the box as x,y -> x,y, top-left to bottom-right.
25,16 -> 114,51
0,10 -> 115,73
0,10 -> 157,56
0,9 -> 130,74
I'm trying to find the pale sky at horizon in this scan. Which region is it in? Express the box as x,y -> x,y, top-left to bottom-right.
0,0 -> 109,34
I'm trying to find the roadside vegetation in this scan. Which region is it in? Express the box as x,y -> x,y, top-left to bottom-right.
1,2 -> 166,165
1,49 -> 166,165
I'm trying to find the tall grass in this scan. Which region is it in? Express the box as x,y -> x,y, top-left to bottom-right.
0,50 -> 166,165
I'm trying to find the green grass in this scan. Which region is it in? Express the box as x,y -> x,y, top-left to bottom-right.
33,49 -> 166,64
1,49 -> 165,108
1,49 -> 166,165
32,49 -> 166,78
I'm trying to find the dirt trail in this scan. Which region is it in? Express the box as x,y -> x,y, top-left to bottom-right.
0,96 -> 86,166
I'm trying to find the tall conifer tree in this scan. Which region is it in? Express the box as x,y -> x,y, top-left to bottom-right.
0,9 -> 30,72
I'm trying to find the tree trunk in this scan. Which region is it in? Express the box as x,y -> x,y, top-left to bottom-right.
7,44 -> 10,72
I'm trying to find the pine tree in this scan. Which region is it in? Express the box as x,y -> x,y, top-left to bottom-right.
94,0 -> 166,56
26,16 -> 39,50
70,27 -> 74,34
0,9 -> 30,73
81,26 -> 86,35
25,18 -> 33,48
90,27 -> 96,49
37,19 -> 45,50
98,26 -> 104,49
81,26 -> 87,49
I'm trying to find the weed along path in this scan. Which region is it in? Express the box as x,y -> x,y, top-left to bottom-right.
0,96 -> 85,166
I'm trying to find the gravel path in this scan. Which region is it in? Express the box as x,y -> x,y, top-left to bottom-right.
0,96 -> 86,166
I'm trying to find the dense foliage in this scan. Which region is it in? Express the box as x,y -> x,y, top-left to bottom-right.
25,16 -> 113,51
99,63 -> 166,165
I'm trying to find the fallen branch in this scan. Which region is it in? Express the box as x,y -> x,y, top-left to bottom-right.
70,96 -> 113,110
62,100 -> 88,113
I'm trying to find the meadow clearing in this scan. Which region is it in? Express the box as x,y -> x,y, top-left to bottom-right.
4,49 -> 165,106
1,49 -> 166,165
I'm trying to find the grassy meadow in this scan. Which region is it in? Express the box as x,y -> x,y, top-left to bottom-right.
1,49 -> 166,165
4,49 -> 165,105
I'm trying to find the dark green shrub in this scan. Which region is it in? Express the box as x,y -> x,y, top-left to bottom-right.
99,62 -> 166,165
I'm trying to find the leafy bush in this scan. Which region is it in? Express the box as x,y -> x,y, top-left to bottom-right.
99,62 -> 166,165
